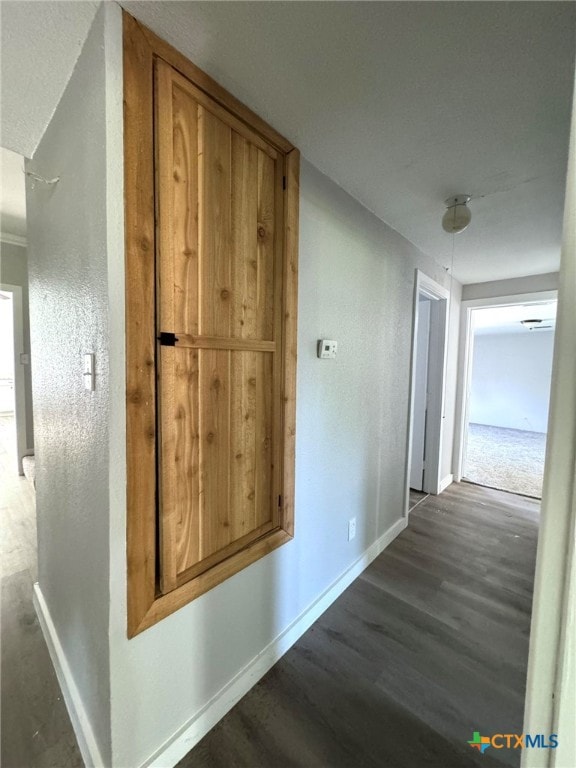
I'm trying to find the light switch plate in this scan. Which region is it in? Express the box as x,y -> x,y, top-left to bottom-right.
83,353 -> 95,391
317,339 -> 337,359
348,517 -> 356,541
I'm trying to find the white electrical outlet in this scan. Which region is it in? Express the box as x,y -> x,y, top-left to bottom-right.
348,517 -> 356,541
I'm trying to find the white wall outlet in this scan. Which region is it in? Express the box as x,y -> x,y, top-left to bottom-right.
348,517 -> 356,541
317,339 -> 337,359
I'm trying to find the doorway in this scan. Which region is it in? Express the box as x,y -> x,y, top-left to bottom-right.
0,284 -> 28,474
455,292 -> 557,499
406,271 -> 449,513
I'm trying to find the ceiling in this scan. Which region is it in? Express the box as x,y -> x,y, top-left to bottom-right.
1,1 -> 575,285
473,301 -> 557,336
0,1 -> 99,159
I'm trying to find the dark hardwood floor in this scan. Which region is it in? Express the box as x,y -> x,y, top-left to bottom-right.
178,483 -> 538,768
0,416 -> 82,768
409,488 -> 429,510
1,414 -> 538,768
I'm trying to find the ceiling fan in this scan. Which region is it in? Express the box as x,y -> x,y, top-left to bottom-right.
520,318 -> 553,331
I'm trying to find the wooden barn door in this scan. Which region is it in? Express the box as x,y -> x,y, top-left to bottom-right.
155,60 -> 284,593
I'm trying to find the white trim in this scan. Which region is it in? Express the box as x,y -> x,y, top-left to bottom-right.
453,290 -> 558,482
405,269 -> 449,514
0,282 -> 28,474
140,516 -> 408,768
33,584 -> 106,768
0,231 -> 27,247
439,473 -> 453,493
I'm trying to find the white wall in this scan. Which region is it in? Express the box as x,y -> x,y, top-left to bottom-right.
25,5 -> 113,764
462,272 -> 559,301
469,330 -> 554,433
26,6 -> 463,766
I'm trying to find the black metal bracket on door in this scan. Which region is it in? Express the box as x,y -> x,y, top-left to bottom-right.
158,332 -> 178,346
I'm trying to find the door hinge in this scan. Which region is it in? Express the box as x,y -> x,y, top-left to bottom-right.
278,494 -> 282,508
283,176 -> 286,191
158,332 -> 178,347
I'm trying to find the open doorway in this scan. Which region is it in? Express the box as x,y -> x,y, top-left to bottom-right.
406,271 -> 449,513
0,284 -> 29,475
0,290 -> 17,467
458,298 -> 556,499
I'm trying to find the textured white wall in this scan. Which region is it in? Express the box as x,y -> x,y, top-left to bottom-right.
25,5 -> 112,763
108,158 -> 461,766
470,331 -> 554,433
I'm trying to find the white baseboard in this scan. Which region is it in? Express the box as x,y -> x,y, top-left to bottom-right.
439,473 -> 454,493
143,515 -> 408,768
33,584 -> 105,768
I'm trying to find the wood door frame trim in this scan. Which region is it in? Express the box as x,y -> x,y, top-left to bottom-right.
124,11 -> 299,637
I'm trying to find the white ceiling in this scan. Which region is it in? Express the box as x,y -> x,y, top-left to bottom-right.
0,0 -> 99,159
473,301 -> 557,336
1,1 -> 575,285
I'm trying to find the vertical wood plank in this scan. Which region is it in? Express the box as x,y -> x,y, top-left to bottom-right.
198,108 -> 232,337
155,60 -> 178,592
123,13 -> 157,637
172,85 -> 200,336
231,134 -> 258,339
254,352 -> 274,528
257,149 -> 276,341
281,149 -> 300,537
173,348 -> 201,573
229,351 -> 258,538
270,155 -> 286,529
199,349 -> 232,558
228,352 -> 274,539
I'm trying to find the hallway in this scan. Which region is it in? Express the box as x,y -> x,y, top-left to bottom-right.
0,415 -> 82,768
1,442 -> 538,766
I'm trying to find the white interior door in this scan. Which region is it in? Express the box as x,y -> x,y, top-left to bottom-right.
410,295 -> 431,490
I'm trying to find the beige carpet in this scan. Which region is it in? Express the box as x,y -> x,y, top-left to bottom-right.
464,423 -> 546,499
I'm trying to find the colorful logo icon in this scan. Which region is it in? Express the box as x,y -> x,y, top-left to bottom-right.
468,732 -> 491,754
467,731 -> 559,753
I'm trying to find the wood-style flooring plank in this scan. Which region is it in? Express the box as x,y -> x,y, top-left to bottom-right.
178,482 -> 538,768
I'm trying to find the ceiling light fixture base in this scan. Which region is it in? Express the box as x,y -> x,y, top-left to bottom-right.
442,194 -> 472,234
